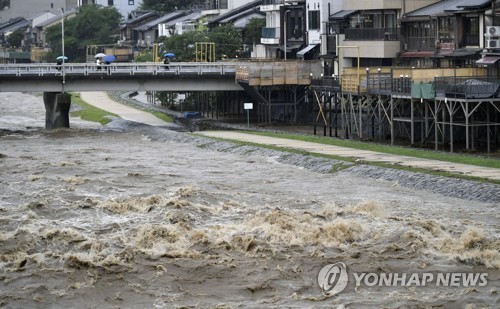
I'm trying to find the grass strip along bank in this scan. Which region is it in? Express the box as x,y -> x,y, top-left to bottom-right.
70,93 -> 117,125
198,131 -> 499,184
248,131 -> 500,169
71,93 -> 173,125
106,91 -> 174,123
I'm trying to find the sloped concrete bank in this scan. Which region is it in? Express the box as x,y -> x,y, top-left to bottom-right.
184,138 -> 499,203
106,115 -> 500,204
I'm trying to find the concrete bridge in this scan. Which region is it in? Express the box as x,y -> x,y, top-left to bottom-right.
0,62 -> 242,128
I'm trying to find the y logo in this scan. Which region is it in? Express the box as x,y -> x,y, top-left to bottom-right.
318,262 -> 348,297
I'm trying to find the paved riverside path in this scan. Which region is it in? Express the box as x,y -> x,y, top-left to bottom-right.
196,131 -> 500,181
79,91 -> 171,127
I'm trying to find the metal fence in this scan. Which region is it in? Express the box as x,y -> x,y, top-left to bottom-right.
310,76 -> 340,89
345,28 -> 400,41
365,73 -> 412,95
434,76 -> 500,99
0,62 -> 238,77
364,74 -> 500,99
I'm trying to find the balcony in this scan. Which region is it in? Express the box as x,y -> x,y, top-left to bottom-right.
260,0 -> 284,12
326,35 -> 336,54
262,0 -> 284,4
345,28 -> 400,41
261,27 -> 280,44
405,37 -> 436,51
262,27 -> 279,38
203,1 -> 218,10
310,76 -> 340,90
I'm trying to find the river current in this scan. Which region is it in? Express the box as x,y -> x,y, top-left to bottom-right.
0,92 -> 498,308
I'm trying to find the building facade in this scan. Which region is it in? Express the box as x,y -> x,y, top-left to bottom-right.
0,0 -> 78,21
90,0 -> 143,18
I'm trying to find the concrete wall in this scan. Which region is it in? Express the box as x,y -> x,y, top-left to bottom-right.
342,0 -> 440,12
0,0 -> 143,22
94,0 -> 143,18
0,0 -> 78,21
339,40 -> 401,59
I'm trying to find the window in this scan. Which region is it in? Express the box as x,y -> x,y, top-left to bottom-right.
0,0 -> 10,11
384,12 -> 396,29
438,16 -> 455,42
219,0 -> 228,10
129,0 -> 134,4
405,21 -> 436,50
308,11 -> 320,30
464,16 -> 479,46
296,16 -> 303,38
108,0 -> 113,6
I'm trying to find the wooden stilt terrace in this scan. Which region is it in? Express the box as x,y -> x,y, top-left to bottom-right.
310,66 -> 500,153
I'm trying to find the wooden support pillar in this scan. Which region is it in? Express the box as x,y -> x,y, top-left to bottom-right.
449,101 -> 454,153
487,103 -> 491,153
410,98 -> 415,145
268,90 -> 272,124
465,101 -> 470,150
390,96 -> 394,145
435,100 -> 439,151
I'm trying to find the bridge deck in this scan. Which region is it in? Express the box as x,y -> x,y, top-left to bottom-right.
0,61 -> 322,92
0,62 -> 241,92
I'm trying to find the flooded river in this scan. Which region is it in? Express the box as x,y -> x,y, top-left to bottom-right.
0,92 -> 498,308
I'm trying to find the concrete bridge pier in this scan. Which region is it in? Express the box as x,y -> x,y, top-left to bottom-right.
43,92 -> 71,129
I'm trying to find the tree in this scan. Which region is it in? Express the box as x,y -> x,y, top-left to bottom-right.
207,24 -> 243,59
141,0 -> 203,12
243,18 -> 265,45
45,5 -> 122,62
157,30 -> 206,62
157,24 -> 243,61
7,28 -> 25,48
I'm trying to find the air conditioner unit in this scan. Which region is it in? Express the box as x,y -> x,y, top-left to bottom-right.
486,39 -> 500,48
486,26 -> 500,37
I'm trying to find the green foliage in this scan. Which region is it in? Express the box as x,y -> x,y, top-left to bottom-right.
155,92 -> 177,106
150,111 -> 173,122
141,0 -> 203,12
7,28 -> 25,48
134,49 -> 155,62
208,24 -> 242,59
158,30 -> 207,62
244,18 -> 265,45
157,23 -> 243,61
45,5 -> 122,62
70,93 -> 117,125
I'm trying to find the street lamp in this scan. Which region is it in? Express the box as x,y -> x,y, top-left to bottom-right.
283,9 -> 290,61
59,8 -> 65,87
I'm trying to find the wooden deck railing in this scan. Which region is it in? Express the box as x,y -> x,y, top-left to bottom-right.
236,60 -> 322,86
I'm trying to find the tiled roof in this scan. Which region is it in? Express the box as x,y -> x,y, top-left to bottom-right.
135,11 -> 188,31
33,9 -> 77,28
0,17 -> 29,33
405,0 -> 490,17
160,11 -> 203,27
329,10 -> 358,20
208,0 -> 262,25
121,11 -> 158,25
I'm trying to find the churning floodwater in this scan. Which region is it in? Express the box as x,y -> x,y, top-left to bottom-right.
0,92 -> 498,308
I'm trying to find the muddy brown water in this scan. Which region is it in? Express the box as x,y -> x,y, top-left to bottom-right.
0,92 -> 498,308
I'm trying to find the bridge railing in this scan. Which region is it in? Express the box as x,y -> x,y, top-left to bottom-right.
0,62 -> 238,77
